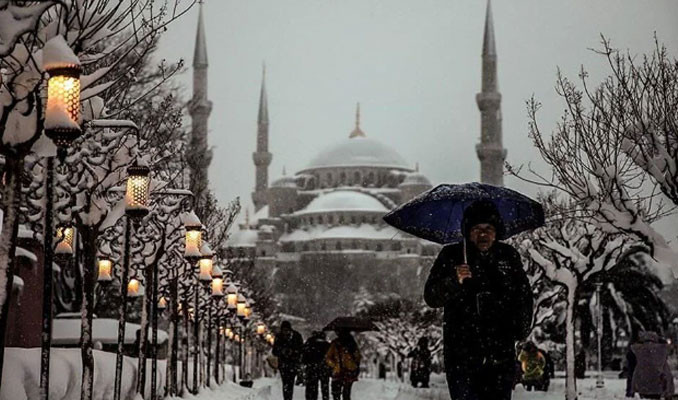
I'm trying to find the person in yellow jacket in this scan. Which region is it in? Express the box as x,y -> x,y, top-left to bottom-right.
325,329 -> 361,400
518,342 -> 546,391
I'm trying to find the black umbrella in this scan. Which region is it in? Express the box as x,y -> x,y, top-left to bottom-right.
323,317 -> 379,332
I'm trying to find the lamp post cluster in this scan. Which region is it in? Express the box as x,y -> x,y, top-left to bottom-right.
178,213 -> 270,395
35,30 -> 273,400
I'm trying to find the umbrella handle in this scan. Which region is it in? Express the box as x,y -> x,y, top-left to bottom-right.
463,238 -> 467,265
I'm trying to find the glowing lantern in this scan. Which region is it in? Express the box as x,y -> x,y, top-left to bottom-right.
183,212 -> 202,263
265,333 -> 272,342
127,278 -> 144,298
236,294 -> 247,319
55,226 -> 75,259
158,296 -> 168,310
125,163 -> 151,220
225,327 -> 233,337
256,322 -> 266,336
43,36 -> 82,151
234,334 -> 240,342
211,277 -> 224,297
97,257 -> 113,283
226,282 -> 238,310
244,303 -> 253,320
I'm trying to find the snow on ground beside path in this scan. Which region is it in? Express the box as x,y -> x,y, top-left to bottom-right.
1,347 -> 165,400
168,381 -> 270,400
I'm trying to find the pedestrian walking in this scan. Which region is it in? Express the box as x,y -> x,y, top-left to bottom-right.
424,200 -> 533,400
518,342 -> 545,391
303,330 -> 331,400
408,337 -> 432,388
272,321 -> 304,400
627,331 -> 674,399
325,329 -> 361,400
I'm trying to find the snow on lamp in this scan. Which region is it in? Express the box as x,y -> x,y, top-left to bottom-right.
211,277 -> 224,298
183,211 -> 202,263
97,257 -> 113,283
43,36 -> 82,153
125,162 -> 151,220
55,226 -> 75,260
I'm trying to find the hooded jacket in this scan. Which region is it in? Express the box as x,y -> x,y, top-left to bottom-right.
424,241 -> 532,370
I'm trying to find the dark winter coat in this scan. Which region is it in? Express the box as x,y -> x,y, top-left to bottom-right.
629,331 -> 674,397
424,241 -> 533,370
408,347 -> 432,380
302,335 -> 331,368
273,329 -> 304,371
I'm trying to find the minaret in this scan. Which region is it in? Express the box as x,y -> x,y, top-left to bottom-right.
252,65 -> 271,212
187,1 -> 213,204
475,0 -> 506,186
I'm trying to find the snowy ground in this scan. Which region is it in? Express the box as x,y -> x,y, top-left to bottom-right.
0,348 -> 641,400
206,375 -> 633,400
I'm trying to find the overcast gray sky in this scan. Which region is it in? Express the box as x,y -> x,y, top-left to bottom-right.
156,0 -> 678,240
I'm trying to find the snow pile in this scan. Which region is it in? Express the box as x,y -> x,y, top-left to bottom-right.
1,347 -> 164,400
52,318 -> 168,345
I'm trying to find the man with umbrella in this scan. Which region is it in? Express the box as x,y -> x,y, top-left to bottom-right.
423,199 -> 533,400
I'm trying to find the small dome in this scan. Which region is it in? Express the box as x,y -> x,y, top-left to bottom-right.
297,190 -> 388,214
226,228 -> 258,248
271,175 -> 297,189
400,172 -> 432,187
302,137 -> 410,171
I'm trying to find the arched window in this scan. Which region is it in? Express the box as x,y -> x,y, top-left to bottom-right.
340,172 -> 346,185
339,215 -> 345,224
367,172 -> 375,186
336,241 -> 343,251
376,243 -> 383,251
321,242 -> 326,251
302,243 -> 309,252
329,215 -> 334,224
351,216 -> 357,224
391,242 -> 402,251
326,173 -> 332,186
354,171 -> 361,185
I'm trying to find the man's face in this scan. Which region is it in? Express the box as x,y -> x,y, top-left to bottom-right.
469,223 -> 496,252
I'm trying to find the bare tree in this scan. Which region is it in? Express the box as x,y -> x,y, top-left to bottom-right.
522,197 -> 643,400
509,36 -> 678,281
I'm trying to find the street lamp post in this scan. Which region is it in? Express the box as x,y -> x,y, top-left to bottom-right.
113,162 -> 150,400
40,54 -> 80,388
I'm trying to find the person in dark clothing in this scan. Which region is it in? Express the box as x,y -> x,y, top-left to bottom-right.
424,200 -> 533,400
574,349 -> 586,379
303,331 -> 331,400
408,337 -> 432,388
273,321 -> 304,400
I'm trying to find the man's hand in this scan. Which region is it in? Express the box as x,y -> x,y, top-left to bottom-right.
456,264 -> 472,284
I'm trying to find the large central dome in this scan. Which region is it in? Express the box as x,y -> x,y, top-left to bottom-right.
303,136 -> 410,171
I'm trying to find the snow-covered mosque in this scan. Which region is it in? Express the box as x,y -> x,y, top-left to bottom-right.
187,1 -> 507,325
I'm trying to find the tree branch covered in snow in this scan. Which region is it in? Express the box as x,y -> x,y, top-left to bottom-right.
507,36 -> 678,280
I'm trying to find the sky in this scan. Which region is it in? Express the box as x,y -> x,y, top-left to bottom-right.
155,0 -> 678,241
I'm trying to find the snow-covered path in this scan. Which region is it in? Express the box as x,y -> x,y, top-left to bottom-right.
258,378 -> 402,400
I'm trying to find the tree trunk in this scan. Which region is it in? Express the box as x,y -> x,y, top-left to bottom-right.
136,263 -> 152,397
79,228 -> 98,400
0,157 -> 23,393
113,218 -> 132,400
181,299 -> 190,396
206,303 -> 212,387
566,286 -> 578,400
214,314 -> 220,385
